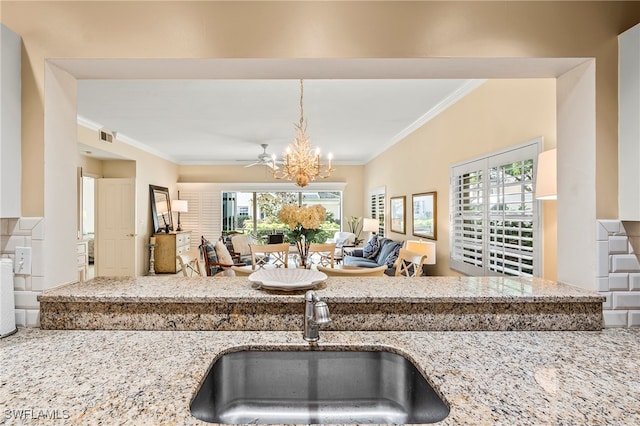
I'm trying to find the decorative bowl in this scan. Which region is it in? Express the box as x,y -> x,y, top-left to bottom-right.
248,268 -> 327,291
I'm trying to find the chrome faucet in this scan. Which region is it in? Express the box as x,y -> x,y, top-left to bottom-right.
303,290 -> 331,342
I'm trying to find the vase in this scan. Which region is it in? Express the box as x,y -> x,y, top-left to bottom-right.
296,238 -> 311,269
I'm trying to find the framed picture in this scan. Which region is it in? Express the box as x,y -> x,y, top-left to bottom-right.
412,192 -> 437,240
390,196 -> 406,234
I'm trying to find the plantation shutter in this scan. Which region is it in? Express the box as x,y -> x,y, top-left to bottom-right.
486,144 -> 538,277
177,191 -> 220,250
450,139 -> 541,277
369,187 -> 385,238
450,160 -> 485,275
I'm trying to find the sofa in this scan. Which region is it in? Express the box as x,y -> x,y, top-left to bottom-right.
342,235 -> 403,276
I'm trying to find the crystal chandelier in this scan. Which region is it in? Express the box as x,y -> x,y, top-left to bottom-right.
272,79 -> 334,188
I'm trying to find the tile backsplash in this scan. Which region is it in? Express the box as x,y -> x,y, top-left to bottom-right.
1,217 -> 44,327
596,220 -> 640,327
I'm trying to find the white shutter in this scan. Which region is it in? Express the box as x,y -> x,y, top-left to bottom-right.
487,154 -> 537,277
450,138 -> 541,277
450,163 -> 485,275
178,191 -> 221,249
369,187 -> 385,237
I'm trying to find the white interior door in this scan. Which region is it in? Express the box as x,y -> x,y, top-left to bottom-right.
96,178 -> 136,276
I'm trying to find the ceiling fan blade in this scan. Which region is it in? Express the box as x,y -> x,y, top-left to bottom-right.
244,162 -> 260,168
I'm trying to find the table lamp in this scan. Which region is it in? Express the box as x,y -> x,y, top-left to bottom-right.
362,218 -> 379,242
405,240 -> 436,265
172,200 -> 188,232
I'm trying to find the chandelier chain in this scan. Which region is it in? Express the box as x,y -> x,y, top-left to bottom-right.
299,79 -> 304,127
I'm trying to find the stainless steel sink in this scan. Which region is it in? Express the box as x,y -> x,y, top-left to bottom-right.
190,349 -> 449,424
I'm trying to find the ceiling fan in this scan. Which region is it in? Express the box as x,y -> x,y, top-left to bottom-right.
242,143 -> 280,169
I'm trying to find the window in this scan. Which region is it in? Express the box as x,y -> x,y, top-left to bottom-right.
369,187 -> 385,238
450,139 -> 541,277
222,190 -> 341,240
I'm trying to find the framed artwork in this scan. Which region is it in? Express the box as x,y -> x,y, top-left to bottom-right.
390,196 -> 406,234
412,192 -> 437,240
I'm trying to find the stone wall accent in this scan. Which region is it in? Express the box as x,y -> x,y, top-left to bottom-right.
1,217 -> 44,327
596,220 -> 640,327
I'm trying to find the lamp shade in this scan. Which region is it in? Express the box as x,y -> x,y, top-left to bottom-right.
405,240 -> 436,265
535,149 -> 557,200
362,218 -> 379,233
172,199 -> 188,213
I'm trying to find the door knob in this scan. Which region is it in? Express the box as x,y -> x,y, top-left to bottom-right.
127,233 -> 137,237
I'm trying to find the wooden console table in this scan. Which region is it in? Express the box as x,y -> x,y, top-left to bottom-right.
153,231 -> 191,273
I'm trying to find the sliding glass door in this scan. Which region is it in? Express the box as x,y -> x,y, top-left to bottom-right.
222,190 -> 341,241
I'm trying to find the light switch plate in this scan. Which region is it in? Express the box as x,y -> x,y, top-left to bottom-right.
14,247 -> 32,275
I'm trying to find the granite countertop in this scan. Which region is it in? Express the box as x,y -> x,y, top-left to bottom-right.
2,328 -> 639,425
38,275 -> 604,304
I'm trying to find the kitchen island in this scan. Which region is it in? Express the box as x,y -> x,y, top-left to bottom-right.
2,327 -> 639,425
38,275 -> 604,331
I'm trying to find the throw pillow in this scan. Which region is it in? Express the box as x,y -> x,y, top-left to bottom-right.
204,241 -> 217,262
201,238 -> 220,275
214,240 -> 234,266
362,235 -> 380,259
385,244 -> 402,268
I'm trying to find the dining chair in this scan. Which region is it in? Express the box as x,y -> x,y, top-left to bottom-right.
177,248 -> 203,277
394,248 -> 427,277
249,243 -> 289,269
317,264 -> 387,277
308,243 -> 337,268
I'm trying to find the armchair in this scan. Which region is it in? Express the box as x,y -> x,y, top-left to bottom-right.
326,231 -> 356,260
200,236 -> 247,276
230,234 -> 256,264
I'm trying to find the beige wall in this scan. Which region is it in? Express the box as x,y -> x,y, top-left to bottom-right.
3,1 -> 639,219
103,160 -> 136,179
78,155 -> 103,178
366,79 -> 557,279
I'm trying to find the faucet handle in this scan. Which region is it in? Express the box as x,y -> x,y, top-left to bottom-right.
313,301 -> 331,325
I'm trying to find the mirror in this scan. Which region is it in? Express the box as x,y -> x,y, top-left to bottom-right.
150,185 -> 173,233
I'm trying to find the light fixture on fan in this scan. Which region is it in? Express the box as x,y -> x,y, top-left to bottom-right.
272,79 -> 334,188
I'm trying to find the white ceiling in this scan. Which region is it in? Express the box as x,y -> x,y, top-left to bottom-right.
77,79 -> 480,165
65,58 -> 589,165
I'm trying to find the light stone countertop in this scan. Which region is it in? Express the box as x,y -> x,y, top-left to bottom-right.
38,275 -> 603,304
2,327 -> 639,425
